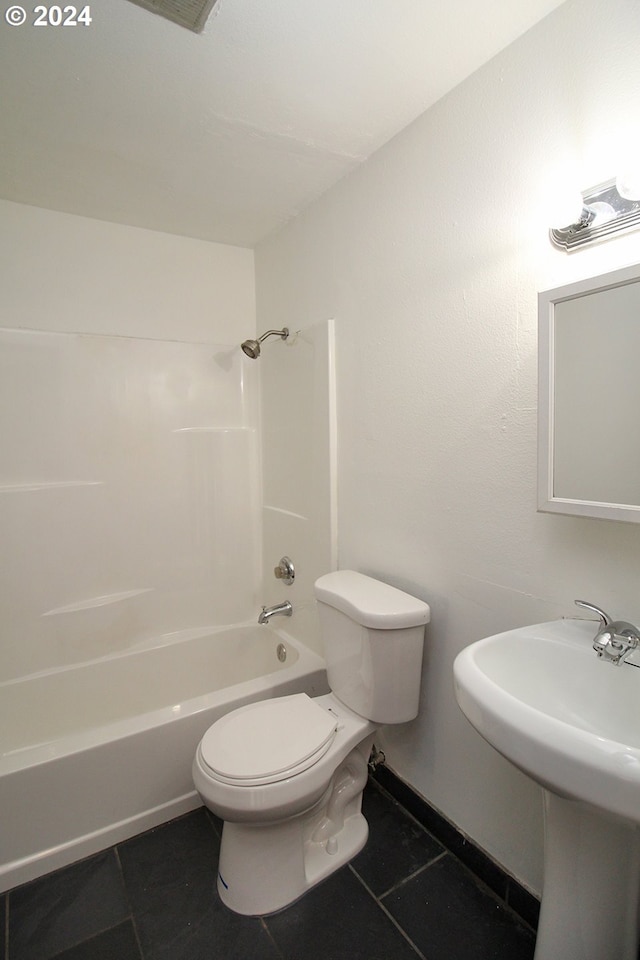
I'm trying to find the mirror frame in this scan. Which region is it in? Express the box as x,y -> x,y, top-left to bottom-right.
538,261 -> 640,523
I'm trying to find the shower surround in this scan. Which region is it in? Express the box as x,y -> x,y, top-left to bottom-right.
0,327 -> 260,681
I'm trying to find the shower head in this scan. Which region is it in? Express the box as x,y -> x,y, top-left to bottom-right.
241,328 -> 289,359
240,339 -> 261,359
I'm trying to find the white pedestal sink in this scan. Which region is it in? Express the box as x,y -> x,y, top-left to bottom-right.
453,618 -> 640,960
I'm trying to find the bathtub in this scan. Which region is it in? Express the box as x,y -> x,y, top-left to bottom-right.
0,623 -> 328,892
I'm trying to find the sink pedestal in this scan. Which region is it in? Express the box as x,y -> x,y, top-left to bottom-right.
536,792 -> 640,960
453,619 -> 640,959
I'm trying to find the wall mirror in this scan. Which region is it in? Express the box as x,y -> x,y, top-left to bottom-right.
538,262 -> 640,522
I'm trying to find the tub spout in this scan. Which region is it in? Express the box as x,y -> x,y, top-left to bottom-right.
258,601 -> 293,625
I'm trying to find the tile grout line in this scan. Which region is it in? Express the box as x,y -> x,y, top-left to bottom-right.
444,852 -> 538,931
46,921 -> 138,960
375,850 -> 449,902
372,771 -> 541,928
369,779 -> 449,855
347,864 -> 429,960
371,775 -> 534,921
113,845 -> 145,960
260,917 -> 288,959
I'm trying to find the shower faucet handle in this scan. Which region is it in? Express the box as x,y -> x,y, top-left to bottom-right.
274,556 -> 295,585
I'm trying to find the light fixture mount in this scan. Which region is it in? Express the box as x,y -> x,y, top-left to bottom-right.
124,0 -> 219,33
550,178 -> 640,251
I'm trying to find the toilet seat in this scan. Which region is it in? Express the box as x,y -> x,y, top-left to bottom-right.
199,693 -> 338,787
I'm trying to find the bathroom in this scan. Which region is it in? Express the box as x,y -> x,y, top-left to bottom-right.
2,0 -> 640,957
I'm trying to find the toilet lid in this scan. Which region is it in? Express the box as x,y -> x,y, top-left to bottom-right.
199,693 -> 338,785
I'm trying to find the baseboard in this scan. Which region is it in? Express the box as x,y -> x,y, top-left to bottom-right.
371,764 -> 540,931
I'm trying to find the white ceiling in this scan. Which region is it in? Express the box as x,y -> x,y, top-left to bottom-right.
0,0 -> 566,248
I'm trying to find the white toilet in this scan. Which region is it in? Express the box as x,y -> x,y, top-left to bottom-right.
192,569 -> 430,916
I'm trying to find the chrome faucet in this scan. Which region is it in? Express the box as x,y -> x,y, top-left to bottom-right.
258,600 -> 293,625
574,600 -> 640,665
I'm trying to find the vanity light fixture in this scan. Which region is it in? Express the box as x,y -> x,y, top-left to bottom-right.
550,177 -> 640,251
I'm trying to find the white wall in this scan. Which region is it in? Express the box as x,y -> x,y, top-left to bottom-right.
0,201 -> 259,680
255,0 -> 640,894
0,200 -> 254,342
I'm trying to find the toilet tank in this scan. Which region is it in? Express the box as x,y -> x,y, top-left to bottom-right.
314,570 -> 430,724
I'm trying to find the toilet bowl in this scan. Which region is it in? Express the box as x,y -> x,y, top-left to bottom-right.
193,692 -> 377,914
192,570 -> 430,916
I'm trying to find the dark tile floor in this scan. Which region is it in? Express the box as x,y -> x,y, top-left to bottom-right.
2,779 -> 536,960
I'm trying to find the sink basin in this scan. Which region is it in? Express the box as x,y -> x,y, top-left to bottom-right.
454,618 -> 640,824
454,618 -> 640,960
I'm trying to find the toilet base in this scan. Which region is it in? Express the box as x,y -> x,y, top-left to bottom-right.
217,808 -> 369,915
215,740 -> 374,915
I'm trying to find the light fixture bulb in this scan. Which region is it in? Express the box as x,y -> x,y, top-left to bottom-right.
588,201 -> 616,226
616,170 -> 640,201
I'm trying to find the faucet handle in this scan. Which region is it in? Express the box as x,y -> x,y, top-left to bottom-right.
574,600 -> 613,627
274,556 -> 295,585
